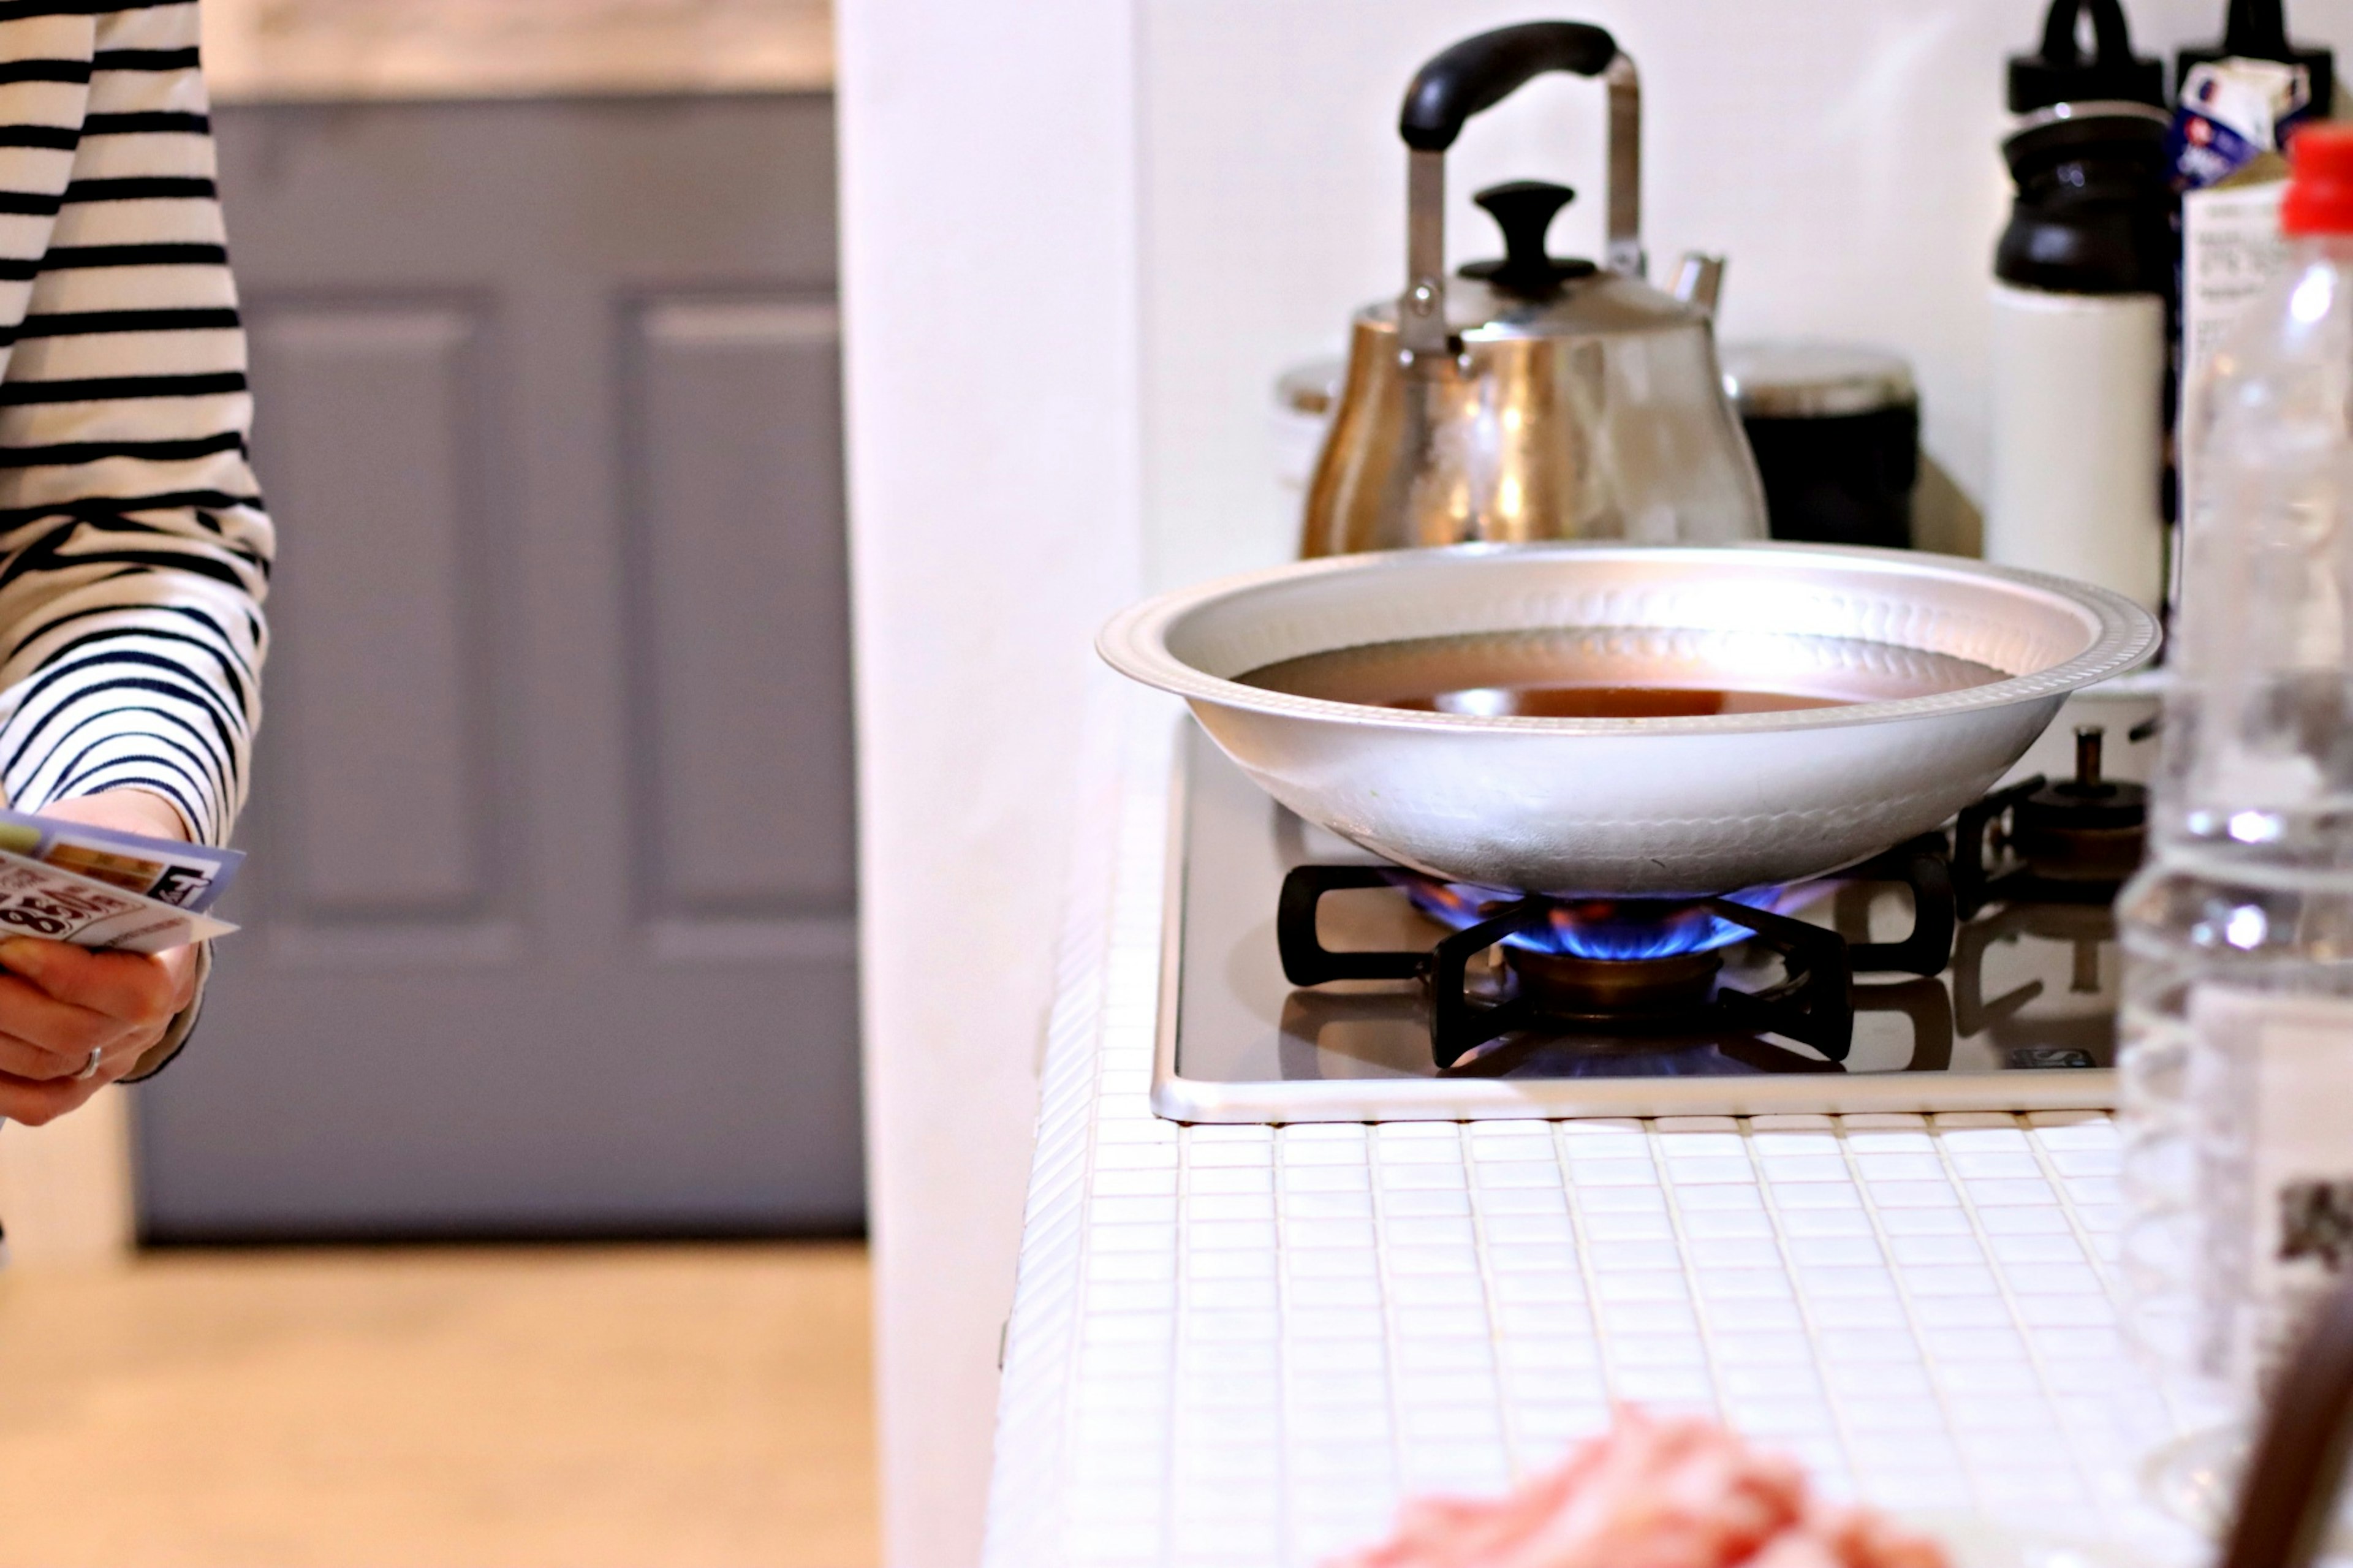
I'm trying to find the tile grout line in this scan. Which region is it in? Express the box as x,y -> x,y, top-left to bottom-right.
1740,1120 -> 1867,1487
2017,1115 -> 2124,1306
1833,1118 -> 1984,1515
1057,1017 -> 1104,1568
1115,713 -> 1171,1568
1161,1124 -> 1192,1568
999,702 -> 1136,1568
1457,1121 -> 1528,1482
1650,1122 -> 1738,1429
1365,1126 -> 1412,1516
1928,1117 -> 2102,1525
1549,1119 -> 1624,1414
2013,1113 -> 2169,1527
1273,1126 -> 1297,1568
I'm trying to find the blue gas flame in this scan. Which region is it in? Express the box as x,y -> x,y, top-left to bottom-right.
1404,881 -> 1797,960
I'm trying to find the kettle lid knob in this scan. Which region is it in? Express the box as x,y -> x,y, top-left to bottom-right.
1463,180 -> 1598,297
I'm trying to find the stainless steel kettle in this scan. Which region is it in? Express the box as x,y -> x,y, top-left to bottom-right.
1302,22 -> 1768,557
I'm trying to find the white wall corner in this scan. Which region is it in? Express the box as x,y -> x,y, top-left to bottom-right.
835,0 -> 1145,1561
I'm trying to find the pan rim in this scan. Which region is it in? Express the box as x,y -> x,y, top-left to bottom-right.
1097,540 -> 2160,739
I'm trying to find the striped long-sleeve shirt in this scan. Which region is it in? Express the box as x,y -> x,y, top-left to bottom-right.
0,0 -> 269,854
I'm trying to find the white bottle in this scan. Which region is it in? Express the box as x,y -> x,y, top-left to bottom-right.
2118,123 -> 2353,1434
1987,284 -> 2167,607
1987,0 -> 2172,607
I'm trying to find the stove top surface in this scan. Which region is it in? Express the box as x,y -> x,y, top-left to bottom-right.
1155,724 -> 2120,1123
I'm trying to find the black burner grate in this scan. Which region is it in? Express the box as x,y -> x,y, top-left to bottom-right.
1276,836 -> 1957,1070
1951,728 -> 2148,918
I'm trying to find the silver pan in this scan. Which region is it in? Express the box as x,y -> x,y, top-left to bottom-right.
1097,542 -> 2159,896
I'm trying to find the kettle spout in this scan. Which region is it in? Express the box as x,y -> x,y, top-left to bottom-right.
1671,252 -> 1725,314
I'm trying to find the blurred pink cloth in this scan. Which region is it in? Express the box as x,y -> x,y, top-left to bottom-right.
1326,1407 -> 1950,1568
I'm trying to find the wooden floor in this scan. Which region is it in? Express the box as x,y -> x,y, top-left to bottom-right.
0,1242 -> 877,1567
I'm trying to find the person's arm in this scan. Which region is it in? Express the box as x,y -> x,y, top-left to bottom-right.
0,2 -> 270,1123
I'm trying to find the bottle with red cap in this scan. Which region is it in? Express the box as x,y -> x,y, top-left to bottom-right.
2119,118 -> 2353,1469
2281,120 -> 2353,229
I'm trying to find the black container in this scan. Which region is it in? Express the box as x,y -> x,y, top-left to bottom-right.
1721,344 -> 1918,550
2008,0 -> 2165,113
1996,106 -> 2175,296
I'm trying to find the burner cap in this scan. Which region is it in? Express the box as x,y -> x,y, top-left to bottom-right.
2010,725 -> 2146,881
1504,948 -> 1723,1015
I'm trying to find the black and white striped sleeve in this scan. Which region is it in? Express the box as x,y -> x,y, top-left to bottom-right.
0,1 -> 268,849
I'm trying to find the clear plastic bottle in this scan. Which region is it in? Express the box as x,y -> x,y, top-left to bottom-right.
2120,123 -> 2353,1437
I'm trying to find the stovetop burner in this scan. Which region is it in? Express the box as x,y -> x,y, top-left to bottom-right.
1156,719 -> 2140,1123
1507,947 -> 1724,1014
1275,842 -> 1954,1070
1953,725 -> 2146,917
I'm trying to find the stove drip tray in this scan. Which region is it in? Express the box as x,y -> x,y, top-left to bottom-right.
1275,836 -> 1953,1072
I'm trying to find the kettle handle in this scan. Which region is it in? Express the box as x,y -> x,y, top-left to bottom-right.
1393,22 -> 1640,355
1399,23 -> 1621,151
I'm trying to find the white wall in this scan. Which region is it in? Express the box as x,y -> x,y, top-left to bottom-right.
840,2 -> 2353,1562
835,2 -> 1141,1564
1139,0 -> 2353,591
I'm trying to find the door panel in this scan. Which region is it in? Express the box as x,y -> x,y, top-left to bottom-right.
133,96 -> 861,1238
627,297 -> 854,923
252,302 -> 500,925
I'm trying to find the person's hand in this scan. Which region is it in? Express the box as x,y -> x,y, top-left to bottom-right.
0,789 -> 200,1125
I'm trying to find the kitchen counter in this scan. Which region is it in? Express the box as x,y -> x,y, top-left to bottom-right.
982,685 -> 2204,1568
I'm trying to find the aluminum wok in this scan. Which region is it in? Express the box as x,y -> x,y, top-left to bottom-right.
1097,542 -> 2160,897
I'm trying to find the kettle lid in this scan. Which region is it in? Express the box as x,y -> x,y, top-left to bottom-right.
1422,178 -> 1697,339
1456,181 -> 1598,297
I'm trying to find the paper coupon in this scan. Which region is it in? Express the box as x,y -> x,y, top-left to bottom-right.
0,848 -> 236,953
0,807 -> 240,914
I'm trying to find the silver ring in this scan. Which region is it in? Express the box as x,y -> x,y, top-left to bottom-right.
73,1046 -> 101,1081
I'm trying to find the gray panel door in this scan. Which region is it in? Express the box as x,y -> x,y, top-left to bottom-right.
134,96 -> 860,1238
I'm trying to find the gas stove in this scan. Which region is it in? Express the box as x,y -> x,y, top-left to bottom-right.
1153,713 -> 2148,1123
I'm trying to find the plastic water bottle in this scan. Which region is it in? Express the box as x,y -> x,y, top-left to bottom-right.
2119,123 -> 2353,1436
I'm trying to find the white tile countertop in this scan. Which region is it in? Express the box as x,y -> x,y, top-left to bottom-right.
982,689 -> 2201,1568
